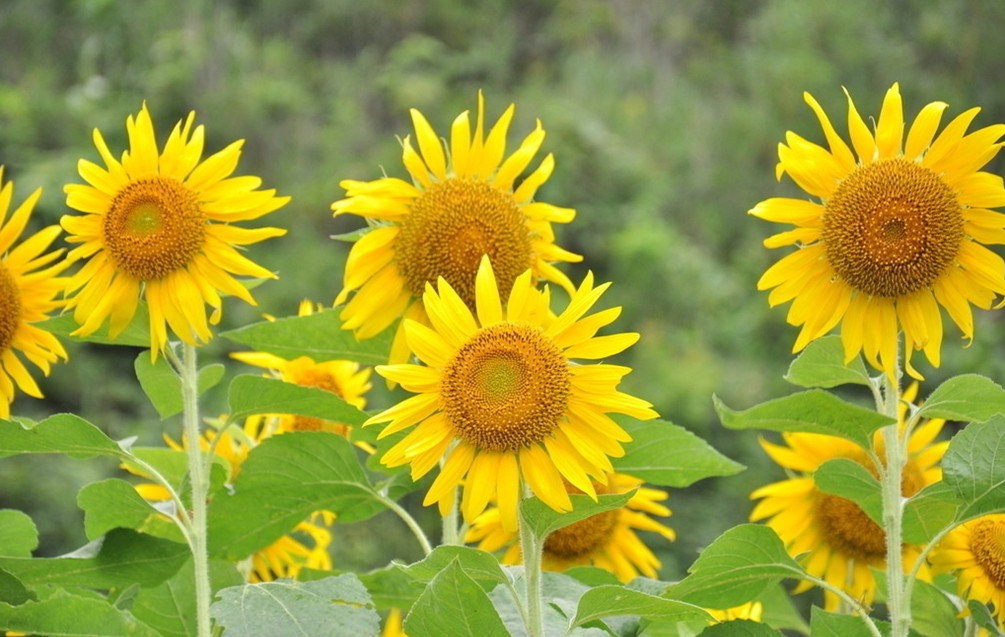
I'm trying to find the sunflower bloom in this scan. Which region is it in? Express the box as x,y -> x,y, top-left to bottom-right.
750,385 -> 947,610
752,83 -> 1005,377
930,514 -> 1005,628
332,92 -> 581,365
0,169 -> 68,418
126,418 -> 333,582
365,256 -> 658,532
466,472 -> 675,582
62,103 -> 290,356
707,602 -> 764,623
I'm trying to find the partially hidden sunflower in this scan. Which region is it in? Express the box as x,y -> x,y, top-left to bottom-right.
0,169 -> 68,418
930,513 -> 1005,629
62,103 -> 290,357
466,472 -> 675,582
751,83 -> 1005,378
332,92 -> 581,365
365,256 -> 658,532
231,300 -> 372,438
126,417 -> 333,582
749,384 -> 947,610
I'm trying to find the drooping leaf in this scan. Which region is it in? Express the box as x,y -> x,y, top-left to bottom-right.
665,524 -> 804,609
714,390 -> 893,449
0,510 -> 38,557
404,559 -> 509,637
902,481 -> 960,545
522,492 -> 634,541
0,414 -> 126,459
134,353 -> 224,420
813,458 -> 882,526
612,418 -> 744,487
916,374 -> 1005,423
942,416 -> 1005,520
221,309 -> 392,365
227,374 -> 369,424
77,479 -> 167,541
0,589 -> 160,636
210,574 -> 379,637
572,585 -> 711,628
784,335 -> 872,388
131,558 -> 244,637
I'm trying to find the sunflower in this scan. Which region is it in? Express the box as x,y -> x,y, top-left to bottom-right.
749,384 -> 947,610
62,103 -> 290,357
231,300 -> 372,437
331,92 -> 581,365
930,513 -> 1005,629
0,169 -> 68,419
365,256 -> 658,532
126,417 -> 333,582
751,83 -> 1005,378
707,602 -> 764,623
466,472 -> 675,582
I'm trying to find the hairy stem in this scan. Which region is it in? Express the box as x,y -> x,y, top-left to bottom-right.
880,353 -> 908,637
518,487 -> 544,637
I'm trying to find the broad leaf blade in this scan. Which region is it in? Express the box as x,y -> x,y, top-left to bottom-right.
77,479 -> 164,541
227,375 -> 368,424
0,414 -> 125,459
134,354 -> 224,420
813,458 -> 882,526
131,558 -> 244,637
903,481 -> 960,545
400,546 -> 508,591
0,590 -> 160,636
572,585 -> 711,627
784,335 -> 871,388
917,374 -> 1005,423
522,492 -> 634,541
404,559 -> 509,637
613,418 -> 744,487
942,416 -> 1005,520
0,510 -> 38,557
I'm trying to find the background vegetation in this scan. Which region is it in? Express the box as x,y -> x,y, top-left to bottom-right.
2,0 -> 1004,594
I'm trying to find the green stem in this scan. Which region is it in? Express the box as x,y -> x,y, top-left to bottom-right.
802,571 -> 883,637
441,486 -> 460,546
518,486 -> 544,637
126,453 -> 194,543
879,353 -> 908,637
180,343 -> 212,637
375,493 -> 433,557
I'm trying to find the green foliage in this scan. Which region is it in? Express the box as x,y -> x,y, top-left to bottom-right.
902,482 -> 960,544
699,620 -> 786,636
76,478 -> 164,540
226,374 -> 369,424
572,586 -> 711,628
612,418 -> 744,486
0,510 -> 38,557
404,560 -> 510,637
915,374 -> 1005,423
0,589 -> 160,636
942,415 -> 1005,521
813,458 -> 882,526
0,414 -> 126,459
809,608 -> 888,637
132,559 -> 244,637
784,336 -> 873,389
134,353 -> 224,420
521,492 -> 635,540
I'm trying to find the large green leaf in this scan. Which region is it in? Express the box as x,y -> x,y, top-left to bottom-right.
909,577 -> 965,637
714,390 -> 893,449
813,458 -> 882,526
134,353 -> 225,420
612,418 -> 744,487
400,546 -> 508,592
0,414 -> 125,459
210,574 -> 379,637
352,565 -> 428,611
0,568 -> 33,605
77,479 -> 166,541
0,510 -> 38,557
942,416 -> 1005,520
227,374 -> 369,424
207,432 -> 385,559
809,607 -> 887,637
132,558 -> 244,637
0,589 -> 160,636
902,481 -> 960,545
784,335 -> 872,388
522,492 -> 634,541
699,620 -> 786,636
221,309 -> 392,365
916,374 -> 1005,423
665,524 -> 804,609
404,559 -> 509,637
572,585 -> 711,628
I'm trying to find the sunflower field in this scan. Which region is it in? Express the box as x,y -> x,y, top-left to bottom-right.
3,2 -> 1005,636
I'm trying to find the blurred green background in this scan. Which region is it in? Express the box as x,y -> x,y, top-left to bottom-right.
2,0 -> 1004,589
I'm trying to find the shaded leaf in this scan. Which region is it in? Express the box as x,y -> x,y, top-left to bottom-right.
813,458 -> 882,526
573,585 -> 711,627
903,481 -> 960,545
942,416 -> 1005,520
0,414 -> 125,459
0,589 -> 160,636
613,418 -> 744,487
809,607 -> 887,637
400,546 -> 508,592
910,578 -> 964,637
134,353 -> 224,420
917,375 -> 1005,423
404,559 -> 509,637
0,510 -> 38,557
227,374 -> 369,424
784,335 -> 872,388
699,620 -> 785,636
131,558 -> 243,637
0,568 -> 34,605
77,479 -> 164,541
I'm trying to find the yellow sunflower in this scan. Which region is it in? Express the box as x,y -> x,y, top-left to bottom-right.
466,472 -> 675,582
331,92 -> 581,365
707,602 -> 764,623
365,256 -> 658,532
0,169 -> 68,419
231,300 -> 372,437
751,83 -> 1005,377
127,417 -> 332,582
749,385 -> 947,610
930,513 -> 1005,629
62,103 -> 290,357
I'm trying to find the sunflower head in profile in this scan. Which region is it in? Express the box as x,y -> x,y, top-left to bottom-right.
0,168 -> 69,418
62,103 -> 290,357
749,384 -> 947,610
930,513 -> 1005,629
331,92 -> 582,365
466,472 -> 675,582
751,83 -> 1005,378
365,256 -> 658,532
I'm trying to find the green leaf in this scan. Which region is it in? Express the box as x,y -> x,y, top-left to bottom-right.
208,432 -> 385,559
917,374 -> 1005,423
400,546 -> 508,592
784,335 -> 872,388
227,374 -> 369,424
968,600 -> 1005,635
714,390 -> 893,449
134,353 -> 224,420
0,589 -> 160,636
0,414 -> 125,459
353,565 -> 428,611
809,607 -> 889,637
942,416 -> 1005,520
522,492 -> 634,541
210,574 -> 379,637
77,479 -> 164,541
0,510 -> 38,557
572,585 -> 711,627
132,558 -> 243,637
404,559 -> 509,637
665,524 -> 804,608
0,568 -> 34,605
39,307 -> 151,348
221,309 -> 392,365
909,578 -> 965,637
0,529 -> 187,589
813,458 -> 882,526
612,418 -> 744,487
903,481 -> 960,544
565,566 -> 621,587
699,620 -> 786,636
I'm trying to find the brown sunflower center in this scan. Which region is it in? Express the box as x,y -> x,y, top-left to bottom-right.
103,177 -> 206,281
289,368 -> 344,432
822,158 -> 963,298
440,323 -> 570,452
0,264 -> 21,352
970,519 -> 1005,589
395,178 -> 532,308
544,509 -> 619,559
